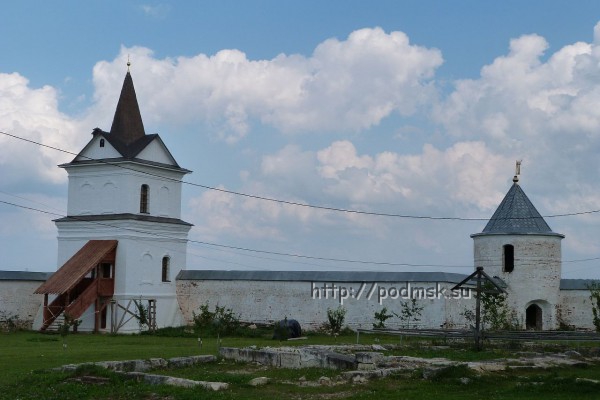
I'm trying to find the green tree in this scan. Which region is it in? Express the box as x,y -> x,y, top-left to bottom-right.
588,282 -> 600,332
462,283 -> 517,331
395,299 -> 423,328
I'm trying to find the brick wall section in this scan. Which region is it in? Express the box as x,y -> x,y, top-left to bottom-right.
0,281 -> 44,329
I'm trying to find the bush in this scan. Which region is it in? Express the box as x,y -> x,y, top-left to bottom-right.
373,307 -> 393,329
59,314 -> 81,337
588,282 -> 600,332
0,311 -> 26,332
193,302 -> 241,337
323,306 -> 346,336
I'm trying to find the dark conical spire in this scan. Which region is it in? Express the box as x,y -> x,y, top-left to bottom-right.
110,71 -> 145,145
481,183 -> 555,234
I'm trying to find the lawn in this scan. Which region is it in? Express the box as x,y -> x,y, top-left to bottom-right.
1,330 -> 599,399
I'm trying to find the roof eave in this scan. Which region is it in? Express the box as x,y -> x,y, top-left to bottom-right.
471,232 -> 565,238
58,158 -> 191,174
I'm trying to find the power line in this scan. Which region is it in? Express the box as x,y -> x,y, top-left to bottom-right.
0,198 -> 469,268
3,130 -> 600,221
2,196 -> 599,271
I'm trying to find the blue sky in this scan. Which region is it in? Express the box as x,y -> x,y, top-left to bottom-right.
2,1 -> 600,278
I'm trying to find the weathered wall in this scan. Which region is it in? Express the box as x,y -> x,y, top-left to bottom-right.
473,233 -> 562,329
0,280 -> 45,329
558,290 -> 596,330
176,278 -> 474,330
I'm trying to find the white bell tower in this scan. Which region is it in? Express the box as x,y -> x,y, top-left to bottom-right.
38,69 -> 192,332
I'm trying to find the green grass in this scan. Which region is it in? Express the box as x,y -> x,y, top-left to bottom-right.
1,330 -> 599,399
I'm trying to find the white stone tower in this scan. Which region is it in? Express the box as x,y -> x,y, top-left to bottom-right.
471,172 -> 564,330
36,70 -> 192,332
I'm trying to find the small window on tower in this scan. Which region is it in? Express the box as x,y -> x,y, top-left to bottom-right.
100,138 -> 105,148
140,184 -> 149,214
162,256 -> 170,282
503,244 -> 514,273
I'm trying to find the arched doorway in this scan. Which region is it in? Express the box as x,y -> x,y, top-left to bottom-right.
526,304 -> 542,330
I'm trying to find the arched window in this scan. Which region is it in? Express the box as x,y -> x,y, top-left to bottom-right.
503,244 -> 514,273
140,184 -> 149,214
161,256 -> 170,282
99,138 -> 105,148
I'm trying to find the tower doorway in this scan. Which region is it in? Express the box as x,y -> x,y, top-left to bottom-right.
526,304 -> 542,330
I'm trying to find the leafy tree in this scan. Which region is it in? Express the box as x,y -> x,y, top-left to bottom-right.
462,283 -> 517,331
395,299 -> 423,329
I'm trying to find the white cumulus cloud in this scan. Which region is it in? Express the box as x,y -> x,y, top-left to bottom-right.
88,27 -> 442,142
0,72 -> 81,185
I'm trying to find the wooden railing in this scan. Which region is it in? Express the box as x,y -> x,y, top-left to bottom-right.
41,292 -> 68,330
97,278 -> 114,297
65,280 -> 100,319
41,277 -> 114,331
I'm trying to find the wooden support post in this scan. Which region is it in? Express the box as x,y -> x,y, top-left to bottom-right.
94,297 -> 100,333
43,294 -> 49,326
450,266 -> 506,352
110,299 -> 116,334
475,267 -> 482,351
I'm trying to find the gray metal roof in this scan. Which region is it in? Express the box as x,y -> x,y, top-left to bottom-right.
177,270 -> 470,283
560,279 -> 600,290
53,213 -> 193,226
0,270 -> 52,281
477,183 -> 562,236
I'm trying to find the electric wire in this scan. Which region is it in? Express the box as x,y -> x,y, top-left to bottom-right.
0,198 -> 471,268
3,130 -> 600,221
1,130 -> 600,274
1,197 -> 599,271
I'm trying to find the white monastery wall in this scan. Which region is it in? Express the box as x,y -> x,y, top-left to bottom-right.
176,278 -> 474,330
559,289 -> 596,330
0,280 -> 45,329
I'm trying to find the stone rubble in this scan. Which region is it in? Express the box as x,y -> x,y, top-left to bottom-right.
220,344 -> 600,383
52,344 -> 600,390
54,354 -> 228,391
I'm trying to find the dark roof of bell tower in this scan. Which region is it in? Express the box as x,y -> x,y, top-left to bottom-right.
478,182 -> 562,236
109,71 -> 146,145
64,70 -> 189,171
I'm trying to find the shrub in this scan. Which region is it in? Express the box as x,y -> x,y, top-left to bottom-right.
323,306 -> 346,336
373,307 -> 393,329
134,301 -> 149,331
588,282 -> 600,332
395,299 -> 423,329
193,302 -> 240,337
461,283 -> 518,331
0,311 -> 25,332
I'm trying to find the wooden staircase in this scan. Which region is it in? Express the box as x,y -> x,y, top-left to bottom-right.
41,277 -> 114,331
36,240 -> 118,333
